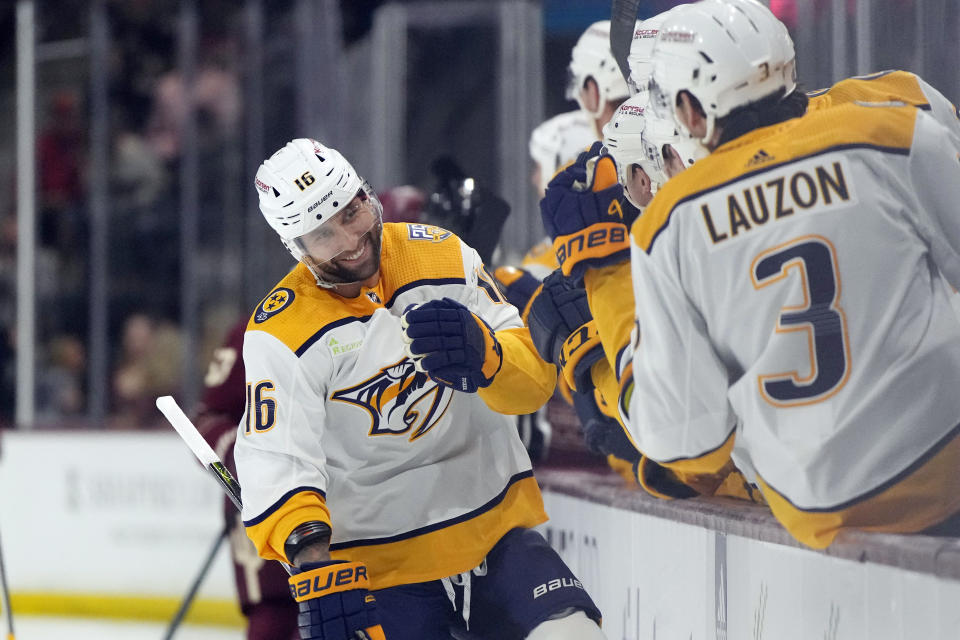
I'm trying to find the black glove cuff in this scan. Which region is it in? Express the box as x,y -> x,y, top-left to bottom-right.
285,521 -> 332,565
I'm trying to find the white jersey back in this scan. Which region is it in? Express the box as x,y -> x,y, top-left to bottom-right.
627,101 -> 960,547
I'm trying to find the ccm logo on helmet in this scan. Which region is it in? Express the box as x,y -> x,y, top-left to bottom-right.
532,577 -> 584,599
618,103 -> 645,116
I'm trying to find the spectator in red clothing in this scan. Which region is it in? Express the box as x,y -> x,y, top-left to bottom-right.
195,320 -> 298,640
38,90 -> 85,253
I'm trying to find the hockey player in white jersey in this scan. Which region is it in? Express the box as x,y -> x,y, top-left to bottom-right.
237,139 -> 606,640
622,0 -> 960,548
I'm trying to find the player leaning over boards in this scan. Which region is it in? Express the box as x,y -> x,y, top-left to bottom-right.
235,139 -> 606,640
530,7 -> 751,499
625,0 -> 960,548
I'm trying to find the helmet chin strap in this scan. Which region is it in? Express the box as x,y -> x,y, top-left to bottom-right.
700,113 -> 718,152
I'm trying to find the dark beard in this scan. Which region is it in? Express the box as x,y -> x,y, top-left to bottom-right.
317,225 -> 383,284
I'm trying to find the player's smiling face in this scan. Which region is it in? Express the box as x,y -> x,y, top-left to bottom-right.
299,194 -> 383,284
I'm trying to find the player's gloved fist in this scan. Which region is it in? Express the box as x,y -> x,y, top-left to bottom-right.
288,560 -> 386,640
401,297 -> 502,393
526,270 -> 604,392
572,390 -> 640,463
493,265 -> 542,320
540,141 -> 630,281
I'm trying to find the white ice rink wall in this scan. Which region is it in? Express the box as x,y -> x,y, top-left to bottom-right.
0,431 -> 240,624
538,469 -> 960,640
2,432 -> 960,636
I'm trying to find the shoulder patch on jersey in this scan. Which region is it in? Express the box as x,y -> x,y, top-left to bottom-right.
254,288 -> 296,323
406,223 -> 452,243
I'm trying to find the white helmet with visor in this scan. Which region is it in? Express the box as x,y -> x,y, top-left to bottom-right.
648,0 -> 797,147
603,91 -> 707,207
255,138 -> 383,288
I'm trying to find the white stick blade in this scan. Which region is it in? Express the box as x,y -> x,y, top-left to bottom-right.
156,395 -> 219,467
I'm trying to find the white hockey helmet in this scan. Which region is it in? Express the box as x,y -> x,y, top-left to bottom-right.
528,110 -> 596,194
602,93 -> 653,207
603,90 -> 708,207
255,138 -> 383,288
626,10 -> 675,95
567,20 -> 631,118
648,0 -> 797,145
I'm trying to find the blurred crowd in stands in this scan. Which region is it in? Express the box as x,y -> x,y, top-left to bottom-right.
0,0 -> 926,430
0,0 -> 243,428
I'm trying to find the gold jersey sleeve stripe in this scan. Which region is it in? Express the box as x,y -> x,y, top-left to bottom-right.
244,489 -> 331,564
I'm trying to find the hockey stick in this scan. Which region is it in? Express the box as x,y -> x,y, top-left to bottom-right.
156,396 -> 291,571
610,0 -> 642,84
157,395 -> 454,640
161,526 -> 228,640
156,396 -> 243,511
155,396 -> 293,573
0,524 -> 14,640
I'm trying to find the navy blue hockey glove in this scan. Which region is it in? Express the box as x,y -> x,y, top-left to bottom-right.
572,390 -> 638,463
288,560 -> 386,640
540,141 -> 631,282
526,270 -> 604,392
402,297 -> 503,393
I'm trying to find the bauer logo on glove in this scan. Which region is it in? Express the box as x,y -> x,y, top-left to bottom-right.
288,560 -> 386,640
401,298 -> 502,393
540,142 -> 631,281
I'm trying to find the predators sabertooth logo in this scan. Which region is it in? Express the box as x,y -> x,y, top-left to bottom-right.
331,357 -> 453,441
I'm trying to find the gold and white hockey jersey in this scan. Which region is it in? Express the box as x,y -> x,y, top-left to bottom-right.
807,69 -> 960,144
627,99 -> 960,548
234,223 -> 556,589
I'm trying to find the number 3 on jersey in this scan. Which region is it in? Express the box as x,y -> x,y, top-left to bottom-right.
751,235 -> 851,406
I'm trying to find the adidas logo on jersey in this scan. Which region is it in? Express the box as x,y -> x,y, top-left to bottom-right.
747,149 -> 775,167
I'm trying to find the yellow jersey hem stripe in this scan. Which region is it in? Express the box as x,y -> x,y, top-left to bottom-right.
656,427 -> 736,475
334,474 -> 547,590
331,470 -> 535,549
762,418 -> 960,514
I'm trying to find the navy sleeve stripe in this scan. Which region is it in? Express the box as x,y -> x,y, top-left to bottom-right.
384,277 -> 468,309
243,485 -> 327,527
295,314 -> 375,357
